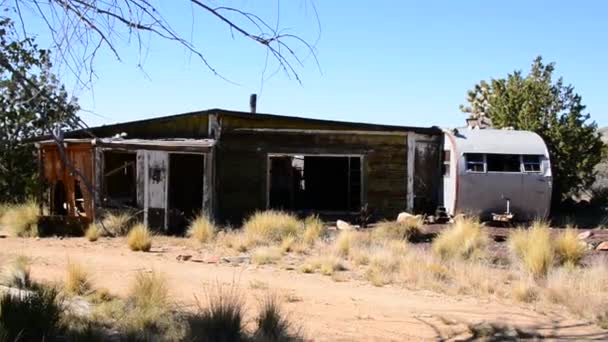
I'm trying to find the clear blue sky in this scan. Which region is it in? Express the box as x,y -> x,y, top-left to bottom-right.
24,1 -> 608,128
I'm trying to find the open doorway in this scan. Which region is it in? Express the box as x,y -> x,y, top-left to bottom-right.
168,153 -> 205,232
268,155 -> 362,212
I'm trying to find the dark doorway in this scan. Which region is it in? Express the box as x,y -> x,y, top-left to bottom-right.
51,181 -> 67,215
269,155 -> 361,212
168,153 -> 205,232
103,152 -> 137,207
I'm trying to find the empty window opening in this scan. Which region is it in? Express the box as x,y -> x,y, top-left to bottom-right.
442,150 -> 451,177
523,155 -> 542,172
103,152 -> 137,207
74,180 -> 86,216
465,153 -> 485,172
269,155 -> 361,212
168,153 -> 205,232
487,154 -> 521,172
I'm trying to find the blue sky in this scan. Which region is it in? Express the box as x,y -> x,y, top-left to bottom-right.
21,1 -> 608,128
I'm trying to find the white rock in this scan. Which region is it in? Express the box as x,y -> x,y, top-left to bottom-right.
336,220 -> 353,231
596,241 -> 608,251
577,231 -> 593,240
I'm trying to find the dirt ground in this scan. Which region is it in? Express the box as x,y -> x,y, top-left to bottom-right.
1,230 -> 607,341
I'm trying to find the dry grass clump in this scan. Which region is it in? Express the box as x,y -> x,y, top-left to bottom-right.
511,280 -> 540,303
0,201 -> 39,237
334,230 -> 355,257
2,255 -> 31,289
372,217 -> 422,242
243,210 -> 301,245
127,223 -> 153,252
100,211 -> 133,236
0,286 -> 61,341
187,214 -> 217,244
254,295 -> 301,341
187,284 -> 244,342
508,222 -> 554,278
303,215 -> 326,245
64,261 -> 91,296
299,255 -> 346,276
85,224 -> 100,242
432,217 -> 488,260
220,231 -> 249,253
252,246 -> 283,265
553,227 -> 586,266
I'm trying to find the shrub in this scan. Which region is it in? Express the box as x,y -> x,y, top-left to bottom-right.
303,215 -> 325,245
334,230 -> 354,257
364,243 -> 407,286
65,261 -> 91,296
511,280 -> 539,303
554,227 -> 586,266
187,214 -> 217,244
3,255 -> 31,288
0,287 -> 61,341
432,217 -> 488,260
127,224 -> 152,252
254,295 -> 301,341
0,201 -> 39,237
372,218 -> 422,242
299,255 -> 345,276
85,223 -> 100,242
280,236 -> 297,253
509,222 -> 554,278
243,211 -> 301,245
100,211 -> 133,236
252,246 -> 283,265
129,272 -> 169,311
187,284 -> 244,342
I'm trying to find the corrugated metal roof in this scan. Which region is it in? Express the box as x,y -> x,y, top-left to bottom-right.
448,128 -> 549,156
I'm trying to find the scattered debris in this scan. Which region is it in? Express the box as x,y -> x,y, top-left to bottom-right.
577,231 -> 593,240
397,212 -> 422,223
176,254 -> 192,261
336,220 -> 354,231
221,255 -> 250,264
596,241 -> 608,251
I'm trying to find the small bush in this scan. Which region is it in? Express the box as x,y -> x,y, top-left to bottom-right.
243,211 -> 301,245
554,227 -> 586,266
432,217 -> 488,260
303,215 -> 325,245
252,246 -> 283,265
101,211 -> 133,236
280,236 -> 297,253
85,223 -> 100,242
511,280 -> 539,303
364,245 -> 406,286
187,284 -> 244,342
334,230 -> 354,257
254,295 -> 301,341
299,255 -> 345,276
0,287 -> 61,341
509,222 -> 554,278
127,224 -> 153,252
0,201 -> 39,237
129,272 -> 169,311
2,255 -> 31,288
65,261 -> 91,296
187,214 -> 217,244
372,218 -> 422,242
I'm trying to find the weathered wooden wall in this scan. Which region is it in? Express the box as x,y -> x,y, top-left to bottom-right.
216,129 -> 411,225
86,112 -> 209,139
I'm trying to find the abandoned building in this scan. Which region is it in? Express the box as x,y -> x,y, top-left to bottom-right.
36,108 -> 444,232
441,127 -> 552,221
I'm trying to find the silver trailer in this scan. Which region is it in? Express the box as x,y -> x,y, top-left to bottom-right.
441,128 -> 552,221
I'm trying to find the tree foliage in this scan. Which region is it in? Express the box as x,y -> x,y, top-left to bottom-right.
0,18 -> 79,202
461,56 -> 603,205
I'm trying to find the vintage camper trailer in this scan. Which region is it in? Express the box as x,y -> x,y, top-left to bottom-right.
441,128 -> 552,221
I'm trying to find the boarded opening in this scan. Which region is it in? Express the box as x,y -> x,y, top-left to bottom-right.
103,152 -> 137,207
168,153 -> 205,232
269,155 -> 361,212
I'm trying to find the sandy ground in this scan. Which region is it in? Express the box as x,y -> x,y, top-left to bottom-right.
0,235 -> 607,341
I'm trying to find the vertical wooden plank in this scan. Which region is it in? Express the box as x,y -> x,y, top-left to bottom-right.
203,150 -> 214,218
361,155 -> 368,208
136,151 -> 146,208
406,134 -> 417,212
146,150 -> 168,231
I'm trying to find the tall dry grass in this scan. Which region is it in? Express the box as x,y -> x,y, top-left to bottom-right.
508,222 -> 554,278
2,255 -> 31,289
127,224 -> 153,252
100,211 -> 133,236
64,261 -> 91,296
554,227 -> 586,266
187,283 -> 244,342
243,210 -> 301,245
85,224 -> 100,242
0,201 -> 39,237
303,215 -> 325,245
372,217 -> 423,242
432,217 -> 488,260
187,213 -> 217,244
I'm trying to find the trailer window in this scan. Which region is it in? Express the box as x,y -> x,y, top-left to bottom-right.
523,155 -> 542,172
465,153 -> 485,172
487,154 -> 521,172
442,150 -> 450,177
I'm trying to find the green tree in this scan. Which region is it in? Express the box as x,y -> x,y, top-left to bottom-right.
460,56 -> 603,206
0,18 -> 79,202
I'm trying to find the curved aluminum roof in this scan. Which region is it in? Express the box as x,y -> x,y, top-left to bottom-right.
446,128 -> 549,156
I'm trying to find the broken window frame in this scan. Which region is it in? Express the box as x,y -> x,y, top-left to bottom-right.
486,153 -> 522,173
465,153 -> 485,173
522,155 -> 543,173
442,150 -> 451,177
266,153 -> 364,213
101,151 -> 138,208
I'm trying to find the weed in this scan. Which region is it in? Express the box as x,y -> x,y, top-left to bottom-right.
303,215 -> 325,245
334,230 -> 354,257
249,280 -> 269,290
511,280 -> 539,303
85,223 -> 100,242
0,286 -> 61,341
432,216 -> 488,260
0,201 -> 39,237
2,255 -> 31,288
554,227 -> 586,266
509,222 -> 553,278
65,261 -> 91,296
372,218 -> 422,242
244,211 -> 301,245
127,223 -> 152,252
254,295 -> 301,341
252,246 -> 283,265
188,213 -> 217,244
280,236 -> 297,253
187,284 -> 244,342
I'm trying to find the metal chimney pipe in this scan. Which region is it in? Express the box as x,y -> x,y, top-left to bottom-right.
250,94 -> 257,114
